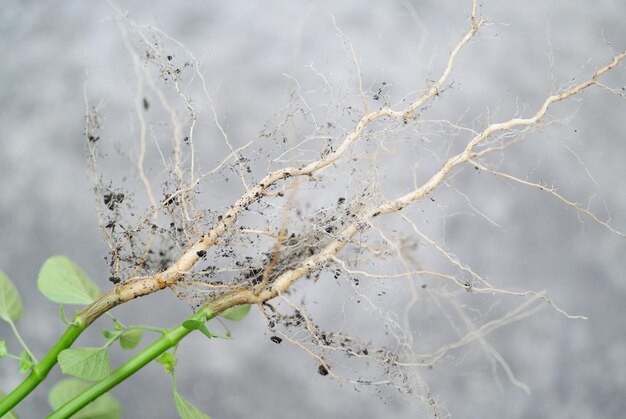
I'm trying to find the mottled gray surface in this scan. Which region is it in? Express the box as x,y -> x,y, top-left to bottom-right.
1,1 -> 625,418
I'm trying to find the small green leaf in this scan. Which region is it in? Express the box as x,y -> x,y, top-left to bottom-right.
182,320 -> 219,339
0,390 -> 19,419
58,347 -> 110,381
19,350 -> 33,374
174,391 -> 211,419
37,256 -> 101,305
119,329 -> 143,350
182,319 -> 203,330
0,270 -> 23,323
0,339 -> 7,357
221,304 -> 251,321
101,328 -> 115,339
156,352 -> 177,374
196,324 -> 216,340
48,378 -> 121,419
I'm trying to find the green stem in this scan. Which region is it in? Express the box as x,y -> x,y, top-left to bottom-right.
0,290 -> 123,415
1,287 -> 248,417
0,320 -> 87,416
48,307 -> 216,419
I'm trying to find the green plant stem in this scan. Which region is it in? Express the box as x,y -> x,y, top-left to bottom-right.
0,290 -> 123,415
1,287 -> 249,417
48,307 -> 216,419
0,320 -> 87,416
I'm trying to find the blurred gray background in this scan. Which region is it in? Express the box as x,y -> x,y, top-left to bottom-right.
1,1 -> 625,418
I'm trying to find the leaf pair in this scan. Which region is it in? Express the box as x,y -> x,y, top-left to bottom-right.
1,255 -> 101,323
